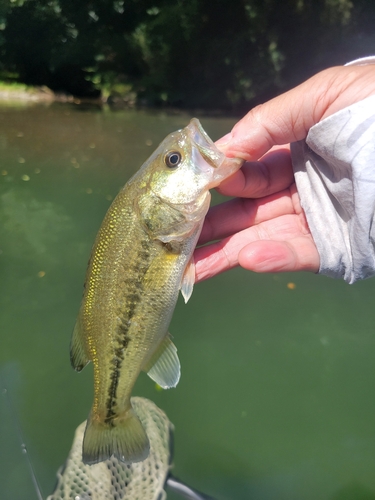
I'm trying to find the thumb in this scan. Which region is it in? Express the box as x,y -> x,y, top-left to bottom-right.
217,64 -> 375,161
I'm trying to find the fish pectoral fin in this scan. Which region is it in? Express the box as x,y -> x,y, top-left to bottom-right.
180,258 -> 195,303
143,334 -> 181,389
70,320 -> 90,372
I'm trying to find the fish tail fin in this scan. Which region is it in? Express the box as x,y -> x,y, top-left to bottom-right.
82,407 -> 150,465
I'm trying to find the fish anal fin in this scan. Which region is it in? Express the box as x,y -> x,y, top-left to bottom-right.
143,334 -> 181,389
180,258 -> 195,303
82,407 -> 150,465
70,320 -> 90,372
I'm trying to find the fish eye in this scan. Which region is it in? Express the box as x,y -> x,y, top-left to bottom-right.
164,151 -> 182,168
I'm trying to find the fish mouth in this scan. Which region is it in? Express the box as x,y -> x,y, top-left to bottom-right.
186,118 -> 244,185
186,118 -> 223,169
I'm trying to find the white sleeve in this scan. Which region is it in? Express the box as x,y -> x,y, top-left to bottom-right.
291,91 -> 375,284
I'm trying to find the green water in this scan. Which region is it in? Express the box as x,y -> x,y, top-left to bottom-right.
1,103 -> 375,500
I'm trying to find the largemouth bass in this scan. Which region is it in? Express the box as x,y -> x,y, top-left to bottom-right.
70,118 -> 243,465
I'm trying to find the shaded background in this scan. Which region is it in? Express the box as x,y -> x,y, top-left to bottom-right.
0,0 -> 375,109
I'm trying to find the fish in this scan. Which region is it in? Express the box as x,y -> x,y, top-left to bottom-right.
70,118 -> 243,465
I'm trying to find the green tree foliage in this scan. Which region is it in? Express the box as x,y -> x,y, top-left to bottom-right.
0,0 -> 374,109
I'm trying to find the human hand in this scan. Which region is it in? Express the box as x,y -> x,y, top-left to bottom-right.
194,64 -> 375,282
194,147 -> 319,281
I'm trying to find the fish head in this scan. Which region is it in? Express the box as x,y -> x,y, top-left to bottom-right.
141,118 -> 244,209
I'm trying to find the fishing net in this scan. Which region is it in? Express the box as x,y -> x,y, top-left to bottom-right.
47,397 -> 173,500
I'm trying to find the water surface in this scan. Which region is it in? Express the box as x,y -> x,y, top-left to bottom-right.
1,103 -> 375,500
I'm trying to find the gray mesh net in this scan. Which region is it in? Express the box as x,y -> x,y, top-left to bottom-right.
47,397 -> 172,500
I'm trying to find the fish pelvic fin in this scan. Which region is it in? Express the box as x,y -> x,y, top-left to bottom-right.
143,333 -> 181,389
70,320 -> 90,372
82,407 -> 150,465
180,257 -> 195,303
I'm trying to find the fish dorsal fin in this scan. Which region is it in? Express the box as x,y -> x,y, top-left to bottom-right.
70,320 -> 90,372
180,258 -> 195,303
143,334 -> 180,389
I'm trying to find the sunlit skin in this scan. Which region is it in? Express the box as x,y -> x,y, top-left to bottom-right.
194,64 -> 375,282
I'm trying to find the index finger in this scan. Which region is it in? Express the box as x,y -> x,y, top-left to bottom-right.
217,65 -> 375,161
216,147 -> 292,198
